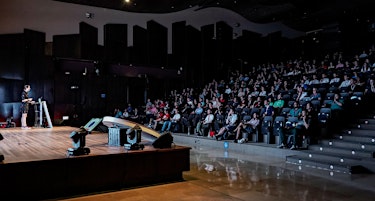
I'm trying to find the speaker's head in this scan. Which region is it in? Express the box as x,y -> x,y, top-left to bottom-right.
152,132 -> 173,148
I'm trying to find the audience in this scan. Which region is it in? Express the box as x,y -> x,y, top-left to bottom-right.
111,45 -> 375,150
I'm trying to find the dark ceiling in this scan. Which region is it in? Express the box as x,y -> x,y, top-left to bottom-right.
55,0 -> 375,32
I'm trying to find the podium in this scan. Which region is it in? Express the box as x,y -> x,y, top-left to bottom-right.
33,98 -> 53,128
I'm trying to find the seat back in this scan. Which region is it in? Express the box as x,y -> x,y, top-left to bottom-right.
242,115 -> 251,121
288,100 -> 295,108
273,116 -> 285,136
262,116 -> 273,130
326,92 -> 335,100
311,100 -> 321,110
340,92 -> 350,101
287,116 -> 299,123
250,108 -> 260,116
318,107 -> 331,124
280,107 -> 291,117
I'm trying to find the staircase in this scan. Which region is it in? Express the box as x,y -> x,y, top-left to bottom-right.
286,115 -> 375,174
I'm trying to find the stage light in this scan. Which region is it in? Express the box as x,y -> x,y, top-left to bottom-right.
67,118 -> 102,156
67,127 -> 90,156
124,125 -> 144,150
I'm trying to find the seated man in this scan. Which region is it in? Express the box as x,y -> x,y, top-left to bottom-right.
289,101 -> 302,117
278,110 -> 310,150
170,108 -> 181,132
233,112 -> 259,143
215,108 -> 238,140
195,109 -> 214,136
277,120 -> 297,149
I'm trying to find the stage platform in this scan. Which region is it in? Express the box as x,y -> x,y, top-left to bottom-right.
0,126 -> 190,200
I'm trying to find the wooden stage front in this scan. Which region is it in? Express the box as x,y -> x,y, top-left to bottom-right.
0,126 -> 191,200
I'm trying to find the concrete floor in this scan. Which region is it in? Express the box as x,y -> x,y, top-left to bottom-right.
57,134 -> 375,201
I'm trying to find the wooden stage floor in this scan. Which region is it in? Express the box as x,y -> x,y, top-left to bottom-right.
0,126 -> 156,163
0,126 -> 191,200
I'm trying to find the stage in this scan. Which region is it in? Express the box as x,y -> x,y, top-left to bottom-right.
0,125 -> 191,200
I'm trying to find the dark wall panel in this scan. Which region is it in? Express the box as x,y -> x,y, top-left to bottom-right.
185,25 -> 201,87
0,34 -> 25,80
53,34 -> 81,58
201,24 -> 216,81
147,20 -> 168,67
80,22 -> 98,60
132,25 -> 148,65
172,21 -> 186,66
104,23 -> 128,63
24,29 -> 47,81
215,21 -> 233,72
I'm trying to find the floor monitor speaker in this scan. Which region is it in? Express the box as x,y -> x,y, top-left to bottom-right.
152,132 -> 173,148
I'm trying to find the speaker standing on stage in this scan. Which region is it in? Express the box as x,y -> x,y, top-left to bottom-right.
21,84 -> 32,129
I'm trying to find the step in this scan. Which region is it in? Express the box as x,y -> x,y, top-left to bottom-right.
290,150 -> 363,164
286,155 -> 365,174
309,145 -> 375,158
349,123 -> 375,130
334,134 -> 375,144
340,129 -> 375,136
320,140 -> 375,152
357,118 -> 375,124
285,162 -> 353,179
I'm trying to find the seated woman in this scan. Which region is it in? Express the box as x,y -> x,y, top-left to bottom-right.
215,108 -> 238,140
233,112 -> 259,143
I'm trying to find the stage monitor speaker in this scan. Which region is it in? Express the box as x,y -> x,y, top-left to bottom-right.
96,124 -> 109,133
152,132 -> 173,148
83,118 -> 103,132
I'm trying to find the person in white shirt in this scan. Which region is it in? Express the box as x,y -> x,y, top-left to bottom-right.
295,86 -> 308,101
339,74 -> 351,90
195,109 -> 214,136
309,74 -> 320,86
330,73 -> 340,86
168,108 -> 181,132
320,73 -> 330,85
224,85 -> 232,95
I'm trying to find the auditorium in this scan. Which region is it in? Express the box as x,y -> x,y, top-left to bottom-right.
0,0 -> 375,200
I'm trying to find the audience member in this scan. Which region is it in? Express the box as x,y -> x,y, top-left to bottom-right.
195,109 -> 214,136
215,108 -> 238,140
233,112 -> 259,143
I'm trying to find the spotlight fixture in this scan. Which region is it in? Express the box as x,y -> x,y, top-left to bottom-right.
67,127 -> 90,156
67,118 -> 102,156
124,125 -> 144,150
